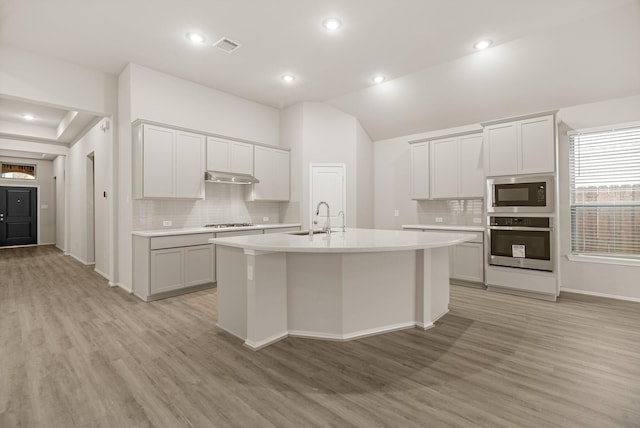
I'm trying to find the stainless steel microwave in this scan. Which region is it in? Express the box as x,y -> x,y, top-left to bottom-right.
487,175 -> 554,213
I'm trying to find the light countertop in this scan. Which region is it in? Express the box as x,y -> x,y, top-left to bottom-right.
132,223 -> 301,237
210,227 -> 476,253
402,224 -> 485,232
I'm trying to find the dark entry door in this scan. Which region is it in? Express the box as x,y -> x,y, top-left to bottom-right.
0,186 -> 38,246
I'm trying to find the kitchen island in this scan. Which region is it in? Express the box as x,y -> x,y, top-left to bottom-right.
211,228 -> 475,350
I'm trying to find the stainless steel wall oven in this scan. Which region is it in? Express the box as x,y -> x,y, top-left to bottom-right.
488,216 -> 554,272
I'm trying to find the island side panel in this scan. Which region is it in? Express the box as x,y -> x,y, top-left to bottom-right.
244,251 -> 288,349
216,245 -> 248,340
341,251 -> 416,337
286,253 -> 344,339
416,247 -> 450,329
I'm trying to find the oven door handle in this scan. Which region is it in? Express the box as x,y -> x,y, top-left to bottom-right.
488,226 -> 553,232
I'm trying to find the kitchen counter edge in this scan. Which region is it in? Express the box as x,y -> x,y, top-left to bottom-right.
131,223 -> 302,237
401,224 -> 485,232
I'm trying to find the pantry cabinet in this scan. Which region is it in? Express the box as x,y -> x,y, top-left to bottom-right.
133,123 -> 205,199
483,113 -> 555,176
249,146 -> 290,201
206,137 -> 253,175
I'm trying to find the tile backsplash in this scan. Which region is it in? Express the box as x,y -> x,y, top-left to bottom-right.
417,199 -> 484,225
133,183 -> 283,230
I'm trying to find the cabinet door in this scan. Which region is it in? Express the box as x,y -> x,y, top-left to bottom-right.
410,142 -> 429,199
458,134 -> 484,198
252,146 -> 271,200
451,243 -> 484,283
143,125 -> 175,198
184,244 -> 214,287
175,131 -> 205,199
430,137 -> 459,198
230,142 -> 253,175
518,115 -> 555,174
206,137 -> 231,172
150,248 -> 184,293
483,123 -> 518,176
272,149 -> 290,201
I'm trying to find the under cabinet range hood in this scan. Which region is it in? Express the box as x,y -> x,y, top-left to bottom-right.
204,171 -> 259,185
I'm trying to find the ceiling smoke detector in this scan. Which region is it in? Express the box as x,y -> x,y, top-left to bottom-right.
213,37 -> 241,53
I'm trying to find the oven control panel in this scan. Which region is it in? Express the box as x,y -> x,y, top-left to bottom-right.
489,216 -> 550,228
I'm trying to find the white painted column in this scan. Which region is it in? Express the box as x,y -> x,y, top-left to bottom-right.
244,249 -> 288,350
416,247 -> 450,329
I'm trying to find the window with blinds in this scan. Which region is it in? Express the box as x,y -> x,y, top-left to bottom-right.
569,124 -> 640,258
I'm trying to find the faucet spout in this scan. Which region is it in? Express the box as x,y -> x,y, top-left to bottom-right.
314,201 -> 331,236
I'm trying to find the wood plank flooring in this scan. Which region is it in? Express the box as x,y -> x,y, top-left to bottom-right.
1,245 -> 639,427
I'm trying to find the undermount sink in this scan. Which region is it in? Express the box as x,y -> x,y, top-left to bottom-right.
287,230 -> 326,236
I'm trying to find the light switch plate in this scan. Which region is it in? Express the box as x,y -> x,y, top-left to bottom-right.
263,217 -> 269,222
473,217 -> 482,224
394,210 -> 399,217
435,217 -> 443,223
163,220 -> 172,227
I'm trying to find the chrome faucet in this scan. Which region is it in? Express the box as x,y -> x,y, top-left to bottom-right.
337,210 -> 345,232
315,201 -> 331,236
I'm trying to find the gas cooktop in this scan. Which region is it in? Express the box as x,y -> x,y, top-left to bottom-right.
203,223 -> 255,229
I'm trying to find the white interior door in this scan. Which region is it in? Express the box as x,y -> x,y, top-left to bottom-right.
310,164 -> 346,230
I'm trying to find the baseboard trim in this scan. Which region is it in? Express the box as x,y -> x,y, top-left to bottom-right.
94,268 -> 110,281
68,253 -> 94,266
488,285 -> 557,302
560,288 -> 640,303
55,244 -> 66,252
244,332 -> 289,351
289,321 -> 417,342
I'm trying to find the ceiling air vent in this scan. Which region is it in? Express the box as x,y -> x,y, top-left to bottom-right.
213,37 -> 241,53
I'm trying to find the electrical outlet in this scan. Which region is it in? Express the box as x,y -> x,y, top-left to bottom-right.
263,216 -> 269,222
435,217 -> 443,223
473,217 -> 482,224
163,220 -> 172,227
394,210 -> 399,217
247,266 -> 253,281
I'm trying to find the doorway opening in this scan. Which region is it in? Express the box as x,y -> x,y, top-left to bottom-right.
309,164 -> 346,230
86,153 -> 95,264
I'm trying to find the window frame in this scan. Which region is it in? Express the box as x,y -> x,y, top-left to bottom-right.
568,121 -> 640,261
0,162 -> 37,180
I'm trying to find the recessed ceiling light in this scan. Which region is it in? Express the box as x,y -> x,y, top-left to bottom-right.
371,75 -> 386,84
281,74 -> 296,83
323,18 -> 342,31
186,32 -> 206,44
473,40 -> 492,50
23,114 -> 35,121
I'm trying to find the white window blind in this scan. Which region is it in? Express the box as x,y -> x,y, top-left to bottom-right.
569,125 -> 640,258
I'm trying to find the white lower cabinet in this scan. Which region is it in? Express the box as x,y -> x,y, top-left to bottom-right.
133,233 -> 215,301
403,227 -> 484,285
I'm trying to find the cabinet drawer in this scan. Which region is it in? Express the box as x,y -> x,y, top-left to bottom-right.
150,233 -> 214,250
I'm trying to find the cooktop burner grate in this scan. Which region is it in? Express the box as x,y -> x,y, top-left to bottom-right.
203,223 -> 255,228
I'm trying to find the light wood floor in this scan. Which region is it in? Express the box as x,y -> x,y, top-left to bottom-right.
1,245 -> 639,427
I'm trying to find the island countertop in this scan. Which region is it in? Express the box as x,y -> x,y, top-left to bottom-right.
210,227 -> 476,253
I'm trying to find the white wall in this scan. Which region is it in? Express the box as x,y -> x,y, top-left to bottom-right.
67,118 -> 112,275
557,95 -> 640,300
117,63 -> 282,291
129,63 -> 280,145
281,102 -> 374,230
0,156 -> 55,244
53,155 -> 66,251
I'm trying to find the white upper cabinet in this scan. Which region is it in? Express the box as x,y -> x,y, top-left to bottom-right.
134,123 -> 205,199
458,133 -> 484,198
206,137 -> 253,175
430,137 -> 458,199
250,146 -> 290,201
410,142 -> 430,200
429,132 -> 484,199
483,113 -> 555,176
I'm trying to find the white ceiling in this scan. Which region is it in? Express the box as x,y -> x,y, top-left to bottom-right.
0,0 -> 639,141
